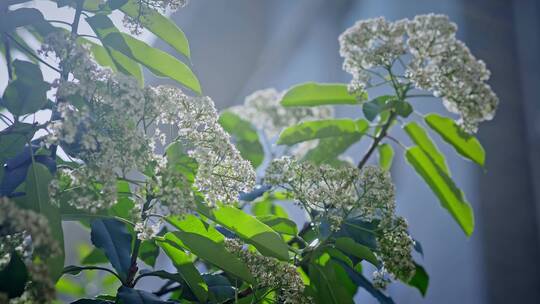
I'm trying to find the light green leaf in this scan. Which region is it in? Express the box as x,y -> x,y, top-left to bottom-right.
120,0 -> 190,58
278,119 -> 368,146
203,206 -> 289,261
304,132 -> 365,164
334,237 -> 379,267
425,114 -> 485,166
377,143 -> 394,171
405,146 -> 474,236
219,111 -> 264,168
165,215 -> 254,283
281,82 -> 366,107
404,122 -> 449,174
256,215 -> 297,236
157,239 -> 208,303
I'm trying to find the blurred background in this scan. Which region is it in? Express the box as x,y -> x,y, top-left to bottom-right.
163,1 -> 540,303
2,0 -> 539,303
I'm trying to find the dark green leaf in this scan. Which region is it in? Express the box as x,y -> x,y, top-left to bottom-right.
0,8 -> 45,32
81,248 -> 108,265
120,0 -> 190,58
281,82 -> 365,107
337,260 -> 395,304
362,95 -> 395,121
404,121 -> 449,174
377,143 -> 394,171
62,265 -> 88,275
156,241 -> 208,303
334,237 -> 379,267
405,146 -> 474,236
117,286 -> 175,303
139,240 -> 159,267
308,253 -> 356,304
425,114 -> 485,166
219,111 -> 264,168
1,60 -> 50,116
0,123 -> 36,161
71,299 -> 114,304
203,274 -> 236,303
395,100 -> 413,118
407,263 -> 429,296
90,218 -> 133,281
0,252 -> 28,299
278,119 -> 368,146
107,0 -> 128,9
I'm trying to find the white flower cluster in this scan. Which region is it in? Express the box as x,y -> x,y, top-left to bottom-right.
43,32 -> 254,213
0,198 -> 58,303
264,158 -> 415,285
152,86 -> 256,204
265,157 -> 395,231
224,238 -> 309,304
339,17 -> 407,95
339,14 -> 498,132
230,88 -> 333,139
375,217 -> 416,284
122,0 -> 189,34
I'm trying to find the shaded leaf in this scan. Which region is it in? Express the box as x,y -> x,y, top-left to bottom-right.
90,218 -> 133,281
407,263 -> 429,296
334,237 -> 379,267
117,286 -> 175,303
219,111 -> 264,168
0,252 -> 28,299
362,95 -> 395,121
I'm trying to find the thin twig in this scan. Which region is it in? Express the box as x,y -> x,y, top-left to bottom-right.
6,33 -> 62,74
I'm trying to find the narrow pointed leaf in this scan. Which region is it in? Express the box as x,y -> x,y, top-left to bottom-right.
425,114 -> 485,166
405,146 -> 474,235
120,0 -> 190,58
404,122 -> 449,174
407,263 -> 429,296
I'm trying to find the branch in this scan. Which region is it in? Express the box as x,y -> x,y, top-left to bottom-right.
357,111 -> 397,170
5,33 -> 62,74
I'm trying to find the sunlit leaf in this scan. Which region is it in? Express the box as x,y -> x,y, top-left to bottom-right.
281,82 -> 365,107
425,114 -> 485,166
278,119 -> 368,146
404,121 -> 449,174
377,143 -> 394,171
405,146 -> 474,236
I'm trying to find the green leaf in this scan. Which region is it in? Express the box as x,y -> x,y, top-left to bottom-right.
203,274 -> 236,303
139,240 -> 159,268
201,206 -> 290,260
377,143 -> 394,171
116,286 -> 174,303
164,215 -> 254,283
256,215 -> 298,236
304,131 -> 366,164
334,237 -> 379,267
90,219 -> 133,281
362,95 -> 395,121
22,163 -> 65,281
281,82 -> 365,107
120,0 -> 190,58
0,252 -> 28,299
62,265 -> 88,275
219,111 -> 264,168
55,276 -> 85,296
71,299 -> 113,304
154,241 -> 208,303
425,114 -> 485,166
78,38 -> 117,72
0,8 -> 45,32
87,14 -> 199,92
251,193 -> 289,218
81,248 -> 108,265
278,118 -> 368,146
407,263 -> 429,296
1,60 -> 50,116
308,253 -> 356,304
0,123 -> 36,161
165,141 -> 198,183
405,146 -> 474,236
404,122 -> 449,174
395,100 -> 413,118
107,0 -> 128,9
